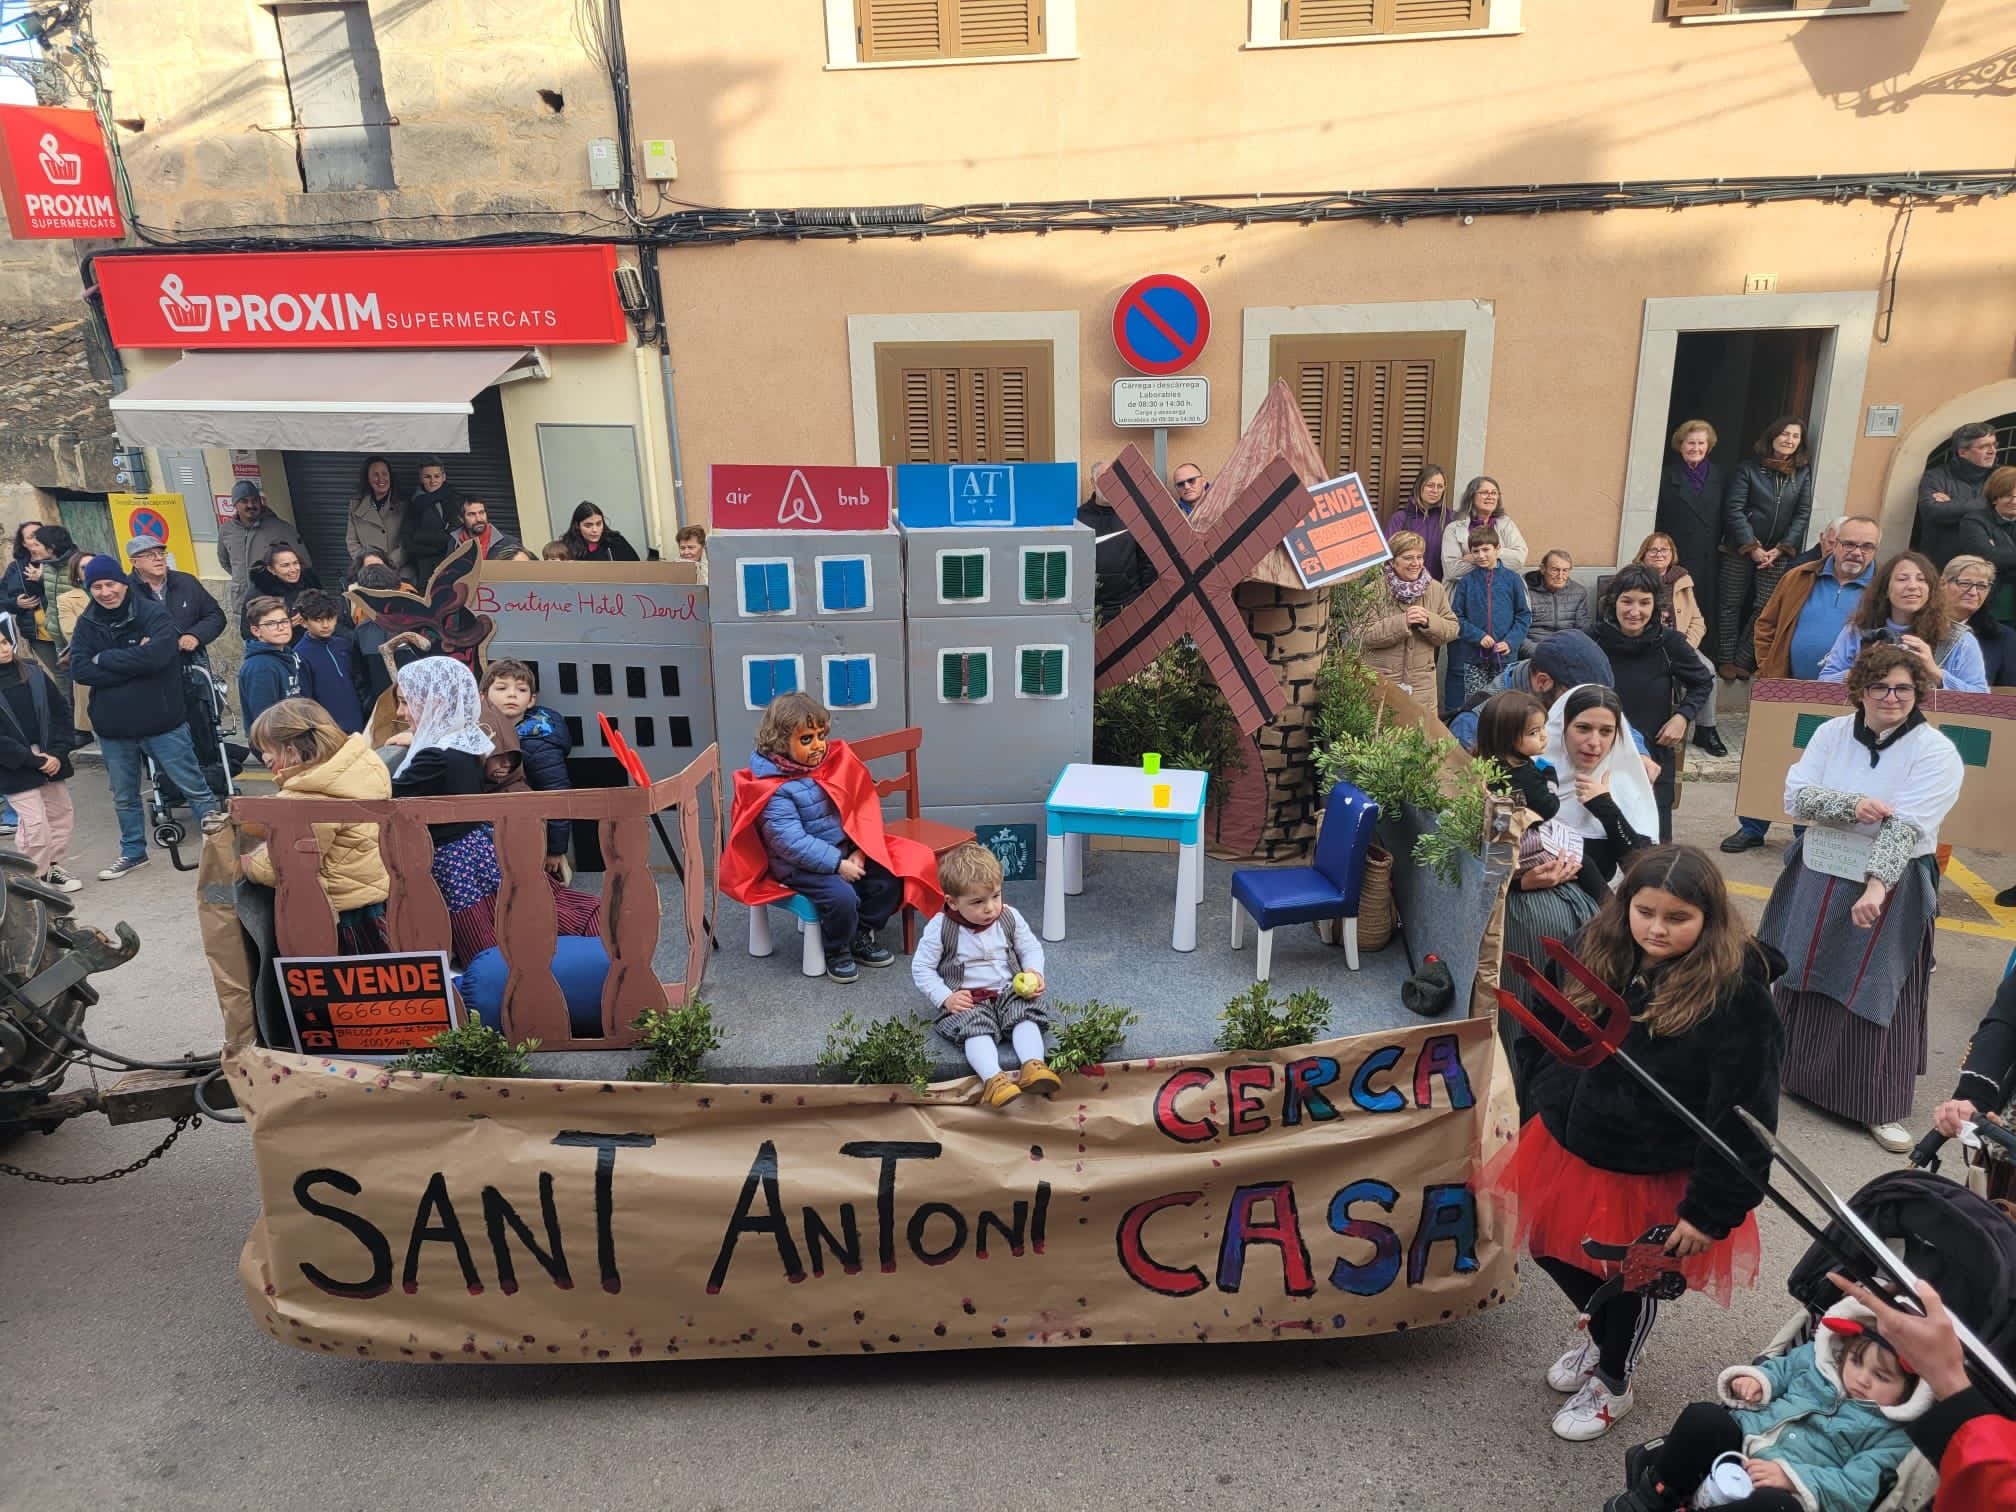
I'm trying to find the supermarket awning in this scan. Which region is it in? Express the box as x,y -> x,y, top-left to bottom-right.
109,347 -> 544,452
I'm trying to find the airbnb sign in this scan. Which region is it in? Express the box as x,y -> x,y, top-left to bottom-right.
95,246 -> 629,350
710,465 -> 892,532
0,105 -> 124,239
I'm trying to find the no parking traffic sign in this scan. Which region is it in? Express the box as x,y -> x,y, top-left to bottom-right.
1112,274 -> 1210,376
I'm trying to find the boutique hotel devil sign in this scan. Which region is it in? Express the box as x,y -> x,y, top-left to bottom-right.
0,105 -> 125,239
93,246 -> 630,350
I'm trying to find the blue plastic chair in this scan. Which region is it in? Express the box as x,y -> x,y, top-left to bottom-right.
1229,781 -> 1380,979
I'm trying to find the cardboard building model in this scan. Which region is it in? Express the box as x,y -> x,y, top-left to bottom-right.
706,466 -> 908,777
895,463 -> 1094,876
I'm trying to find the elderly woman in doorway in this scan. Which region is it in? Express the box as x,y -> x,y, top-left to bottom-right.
1940,554 -> 2014,687
1655,418 -> 1726,657
1441,475 -> 1529,580
1358,531 -> 1458,718
1717,415 -> 1814,678
1756,643 -> 1964,1154
1818,550 -> 1987,693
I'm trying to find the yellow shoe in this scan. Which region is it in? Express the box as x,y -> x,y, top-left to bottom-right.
981,1072 -> 1023,1109
1017,1059 -> 1063,1098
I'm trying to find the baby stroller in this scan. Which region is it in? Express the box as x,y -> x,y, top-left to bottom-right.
1622,1166 -> 2016,1511
143,657 -> 237,871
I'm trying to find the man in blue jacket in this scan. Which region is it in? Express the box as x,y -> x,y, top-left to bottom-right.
68,558 -> 221,879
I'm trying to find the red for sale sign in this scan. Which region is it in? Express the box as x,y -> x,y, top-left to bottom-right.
709,464 -> 892,532
95,246 -> 629,349
0,105 -> 125,239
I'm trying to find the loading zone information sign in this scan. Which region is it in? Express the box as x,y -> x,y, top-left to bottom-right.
1112,378 -> 1210,429
277,951 -> 460,1060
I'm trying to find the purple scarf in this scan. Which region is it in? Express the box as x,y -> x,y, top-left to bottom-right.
1681,458 -> 1711,491
1383,561 -> 1431,605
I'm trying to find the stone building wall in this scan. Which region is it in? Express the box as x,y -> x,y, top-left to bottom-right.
90,0 -> 616,234
1221,582 -> 1330,861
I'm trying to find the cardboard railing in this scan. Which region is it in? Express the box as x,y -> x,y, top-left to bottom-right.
229,745 -> 720,1050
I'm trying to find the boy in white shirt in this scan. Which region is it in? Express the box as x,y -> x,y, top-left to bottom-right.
910,842 -> 1057,1109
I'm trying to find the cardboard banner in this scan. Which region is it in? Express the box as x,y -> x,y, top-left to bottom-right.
1734,679 -> 2016,849
232,1016 -> 1518,1362
1285,473 -> 1390,590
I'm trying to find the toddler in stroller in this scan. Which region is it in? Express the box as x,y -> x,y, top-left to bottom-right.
1613,1168 -> 2016,1511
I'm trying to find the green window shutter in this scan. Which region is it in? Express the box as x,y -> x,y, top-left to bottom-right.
1023,548 -> 1067,601
942,653 -> 962,700
1021,647 -> 1062,695
968,651 -> 988,699
942,552 -> 985,600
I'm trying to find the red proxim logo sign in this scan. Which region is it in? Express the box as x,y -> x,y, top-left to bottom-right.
709,465 -> 892,532
0,105 -> 124,239
95,246 -> 629,349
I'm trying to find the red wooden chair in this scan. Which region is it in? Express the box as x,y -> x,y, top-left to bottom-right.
849,725 -> 973,952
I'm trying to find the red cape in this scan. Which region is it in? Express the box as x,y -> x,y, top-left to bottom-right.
720,739 -> 944,918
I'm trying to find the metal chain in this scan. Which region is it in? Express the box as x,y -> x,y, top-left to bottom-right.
0,1114 -> 199,1184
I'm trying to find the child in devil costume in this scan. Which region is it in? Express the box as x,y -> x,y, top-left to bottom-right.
721,692 -> 943,983
1486,844 -> 1785,1445
1608,1298 -> 1931,1511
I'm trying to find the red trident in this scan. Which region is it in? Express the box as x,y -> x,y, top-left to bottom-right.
1092,445 -> 1317,734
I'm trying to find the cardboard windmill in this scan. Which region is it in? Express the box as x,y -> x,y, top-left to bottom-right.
1093,380 -> 1345,857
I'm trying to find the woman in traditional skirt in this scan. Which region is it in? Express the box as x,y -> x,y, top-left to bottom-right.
391,657 -> 601,965
1488,845 -> 1784,1444
1756,642 -> 1964,1154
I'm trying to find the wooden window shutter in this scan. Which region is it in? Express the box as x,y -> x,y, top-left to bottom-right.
875,342 -> 1055,465
1388,0 -> 1488,32
1663,0 -> 1729,15
1271,333 -> 1462,519
1286,0 -> 1485,38
858,0 -> 1044,62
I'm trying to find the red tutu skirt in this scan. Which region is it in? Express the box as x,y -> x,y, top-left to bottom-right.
1482,1116 -> 1761,1307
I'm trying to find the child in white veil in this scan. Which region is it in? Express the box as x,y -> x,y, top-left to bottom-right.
1543,683 -> 1658,891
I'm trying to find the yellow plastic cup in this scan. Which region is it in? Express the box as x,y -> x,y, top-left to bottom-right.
1152,783 -> 1172,809
1142,752 -> 1162,775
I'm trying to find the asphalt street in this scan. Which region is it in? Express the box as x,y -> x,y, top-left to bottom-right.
1,787 -> 2002,1512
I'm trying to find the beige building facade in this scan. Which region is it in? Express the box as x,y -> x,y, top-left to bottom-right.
628,0 -> 2016,560
38,0 -> 677,578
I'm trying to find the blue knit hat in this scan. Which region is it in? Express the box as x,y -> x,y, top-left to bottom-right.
83,555 -> 127,588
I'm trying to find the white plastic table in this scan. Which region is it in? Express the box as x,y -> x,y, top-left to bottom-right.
1043,762 -> 1209,951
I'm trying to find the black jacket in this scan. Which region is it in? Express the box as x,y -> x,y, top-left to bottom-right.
574,531 -> 641,564
1723,460 -> 1813,555
403,487 -> 458,586
1654,458 -> 1725,625
1078,494 -> 1157,616
1955,964 -> 2016,1117
1956,509 -> 2016,610
1,558 -> 46,626
0,662 -> 78,794
511,705 -> 574,856
242,562 -> 324,637
392,746 -> 486,846
67,592 -> 187,740
132,569 -> 226,655
1518,938 -> 1787,1238
1589,618 -> 1713,736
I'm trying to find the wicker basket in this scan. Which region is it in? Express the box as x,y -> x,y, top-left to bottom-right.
1316,841 -> 1396,952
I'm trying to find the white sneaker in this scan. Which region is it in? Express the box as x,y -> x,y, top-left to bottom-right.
41,866 -> 81,894
1868,1121 -> 1913,1153
1547,1330 -> 1599,1393
1552,1375 -> 1634,1441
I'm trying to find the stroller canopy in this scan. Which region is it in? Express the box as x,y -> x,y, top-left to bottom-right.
1786,1168 -> 2016,1368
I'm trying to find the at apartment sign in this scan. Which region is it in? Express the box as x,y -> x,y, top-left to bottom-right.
95,245 -> 630,350
0,105 -> 125,239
